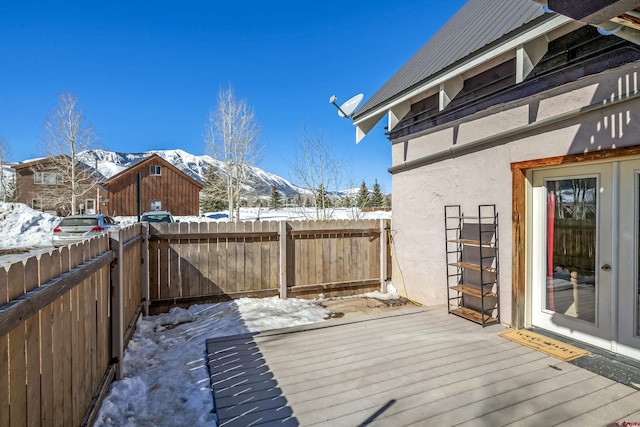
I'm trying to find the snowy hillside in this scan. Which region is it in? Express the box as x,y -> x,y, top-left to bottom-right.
77,149 -> 308,197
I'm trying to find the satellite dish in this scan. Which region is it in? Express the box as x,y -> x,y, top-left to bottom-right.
329,93 -> 364,119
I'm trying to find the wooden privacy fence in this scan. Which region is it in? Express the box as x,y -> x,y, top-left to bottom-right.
0,224 -> 145,427
0,218 -> 392,425
552,218 -> 596,274
147,219 -> 391,313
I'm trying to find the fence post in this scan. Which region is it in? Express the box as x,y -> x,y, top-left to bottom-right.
141,224 -> 150,316
380,219 -> 388,293
110,230 -> 124,380
279,220 -> 287,299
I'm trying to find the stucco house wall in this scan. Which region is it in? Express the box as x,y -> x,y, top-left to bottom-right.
390,62 -> 640,326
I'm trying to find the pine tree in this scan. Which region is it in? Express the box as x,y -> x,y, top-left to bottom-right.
200,165 -> 228,212
315,184 -> 331,209
384,194 -> 392,209
356,180 -> 370,209
370,179 -> 385,208
270,185 -> 282,209
293,194 -> 303,207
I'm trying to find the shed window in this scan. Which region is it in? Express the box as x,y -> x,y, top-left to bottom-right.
34,172 -> 63,185
150,165 -> 161,176
150,200 -> 162,211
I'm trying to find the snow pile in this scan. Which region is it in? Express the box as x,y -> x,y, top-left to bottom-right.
0,203 -> 59,248
94,297 -> 330,427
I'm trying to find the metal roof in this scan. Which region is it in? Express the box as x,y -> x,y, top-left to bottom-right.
354,0 -> 546,119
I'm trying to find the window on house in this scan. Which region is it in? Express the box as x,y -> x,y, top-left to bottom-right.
150,165 -> 161,176
34,172 -> 63,185
150,200 -> 162,211
85,199 -> 96,214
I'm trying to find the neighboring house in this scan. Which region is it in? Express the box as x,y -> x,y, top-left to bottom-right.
102,154 -> 202,216
13,153 -> 202,216
12,155 -> 108,216
354,0 -> 640,361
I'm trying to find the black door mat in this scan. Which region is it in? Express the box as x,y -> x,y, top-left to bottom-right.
529,327 -> 640,391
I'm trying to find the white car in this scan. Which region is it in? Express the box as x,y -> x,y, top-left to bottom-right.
140,210 -> 176,223
52,214 -> 119,247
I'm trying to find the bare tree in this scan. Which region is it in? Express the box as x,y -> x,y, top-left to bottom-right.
37,93 -> 99,215
0,138 -> 14,202
287,125 -> 345,220
204,85 -> 262,222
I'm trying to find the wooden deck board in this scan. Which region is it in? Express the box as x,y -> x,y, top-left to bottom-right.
456,374 -> 615,427
207,308 -> 640,427
554,392 -> 640,427
299,360 -> 589,426
504,382 -> 636,426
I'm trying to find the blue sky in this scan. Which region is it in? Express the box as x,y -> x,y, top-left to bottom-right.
0,1 -> 466,191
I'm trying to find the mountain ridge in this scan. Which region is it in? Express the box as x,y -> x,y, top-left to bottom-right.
77,149 -> 308,197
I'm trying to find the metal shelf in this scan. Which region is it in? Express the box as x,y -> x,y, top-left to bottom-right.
444,205 -> 500,327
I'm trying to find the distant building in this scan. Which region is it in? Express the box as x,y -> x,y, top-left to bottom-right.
13,153 -> 202,216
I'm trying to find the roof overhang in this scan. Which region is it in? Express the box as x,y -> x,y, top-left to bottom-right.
545,0 -> 640,25
352,14 -> 575,143
354,1 -> 640,143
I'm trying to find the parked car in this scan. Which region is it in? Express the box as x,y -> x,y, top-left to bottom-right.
140,210 -> 176,223
52,214 -> 120,247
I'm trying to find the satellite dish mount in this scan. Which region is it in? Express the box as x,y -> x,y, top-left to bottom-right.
329,93 -> 364,119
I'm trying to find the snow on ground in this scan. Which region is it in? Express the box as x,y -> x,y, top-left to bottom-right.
94,297 -> 330,426
0,203 -> 59,249
94,287 -> 401,427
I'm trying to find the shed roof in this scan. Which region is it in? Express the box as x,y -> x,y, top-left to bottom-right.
354,0 -> 545,119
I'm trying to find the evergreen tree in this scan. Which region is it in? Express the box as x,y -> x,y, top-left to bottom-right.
270,185 -> 282,209
370,179 -> 385,208
304,196 -> 312,208
293,193 -> 303,207
200,165 -> 228,212
384,194 -> 392,209
356,180 -> 370,209
315,184 -> 331,209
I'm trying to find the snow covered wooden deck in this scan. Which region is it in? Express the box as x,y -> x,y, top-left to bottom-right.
206,307 -> 640,426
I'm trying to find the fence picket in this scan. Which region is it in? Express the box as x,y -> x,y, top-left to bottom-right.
329,220 -> 339,284
269,221 -> 279,290
23,256 -> 40,427
236,222 -> 246,292
246,221 -> 256,291
149,227 -> 159,300
217,222 -> 228,292
8,262 -> 27,427
0,267 -> 9,427
207,222 -> 219,295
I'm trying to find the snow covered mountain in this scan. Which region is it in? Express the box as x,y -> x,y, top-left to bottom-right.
77,149 -> 308,197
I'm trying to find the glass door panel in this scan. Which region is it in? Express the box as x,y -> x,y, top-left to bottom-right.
617,160 -> 640,359
545,178 -> 597,323
531,163 -> 612,348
